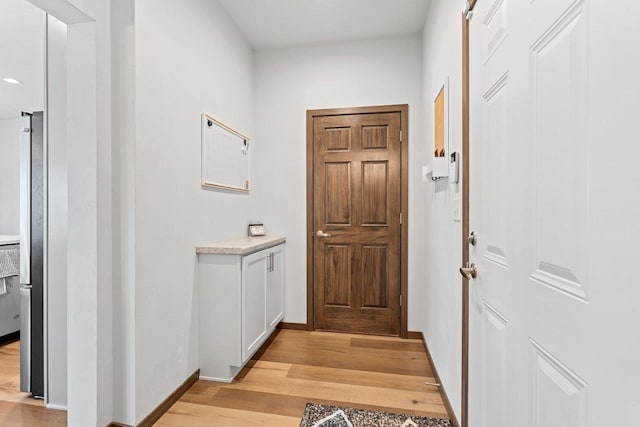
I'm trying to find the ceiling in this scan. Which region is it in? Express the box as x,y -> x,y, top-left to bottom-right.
0,0 -> 45,120
218,0 -> 430,50
0,0 -> 430,119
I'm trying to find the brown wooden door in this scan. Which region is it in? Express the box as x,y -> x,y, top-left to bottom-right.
312,111 -> 402,335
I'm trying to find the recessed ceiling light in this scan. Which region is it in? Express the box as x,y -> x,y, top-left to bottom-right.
3,78 -> 22,85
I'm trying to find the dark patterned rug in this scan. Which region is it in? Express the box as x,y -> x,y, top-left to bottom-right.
299,403 -> 452,427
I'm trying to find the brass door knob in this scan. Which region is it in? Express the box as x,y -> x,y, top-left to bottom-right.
316,230 -> 332,238
459,263 -> 477,280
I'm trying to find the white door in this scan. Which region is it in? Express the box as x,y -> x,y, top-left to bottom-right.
468,0 -> 640,426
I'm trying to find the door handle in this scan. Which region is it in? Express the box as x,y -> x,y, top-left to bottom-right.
316,230 -> 332,238
459,263 -> 477,280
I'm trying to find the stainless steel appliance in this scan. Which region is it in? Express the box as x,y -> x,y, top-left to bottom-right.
19,285 -> 31,392
19,111 -> 44,397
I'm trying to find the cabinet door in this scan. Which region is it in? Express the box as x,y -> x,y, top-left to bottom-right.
241,248 -> 268,362
267,244 -> 285,329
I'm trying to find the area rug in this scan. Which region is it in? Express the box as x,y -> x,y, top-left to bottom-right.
299,403 -> 452,427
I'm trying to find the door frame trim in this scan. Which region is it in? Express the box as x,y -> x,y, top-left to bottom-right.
461,2 -> 478,427
306,104 -> 409,338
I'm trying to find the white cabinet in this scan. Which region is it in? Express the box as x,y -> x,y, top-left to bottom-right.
241,248 -> 268,361
241,243 -> 285,361
197,237 -> 285,382
267,244 -> 284,329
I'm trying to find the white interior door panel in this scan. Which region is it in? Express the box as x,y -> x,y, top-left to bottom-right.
469,0 -> 640,425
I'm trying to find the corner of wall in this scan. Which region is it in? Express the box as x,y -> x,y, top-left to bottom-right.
420,0 -> 465,421
111,0 -> 137,424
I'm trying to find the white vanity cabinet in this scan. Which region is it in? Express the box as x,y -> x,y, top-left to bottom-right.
241,243 -> 284,361
266,244 -> 284,329
197,236 -> 285,382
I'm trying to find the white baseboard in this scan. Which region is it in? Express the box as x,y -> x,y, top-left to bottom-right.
45,402 -> 68,411
199,375 -> 233,383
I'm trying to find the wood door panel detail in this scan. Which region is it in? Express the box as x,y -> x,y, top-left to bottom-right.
324,244 -> 352,307
362,125 -> 388,150
361,245 -> 388,308
361,161 -> 388,226
312,110 -> 402,336
325,127 -> 351,151
324,162 -> 352,225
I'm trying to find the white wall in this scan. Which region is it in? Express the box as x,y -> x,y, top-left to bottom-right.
253,35 -> 426,329
134,0 -> 254,422
110,0 -> 136,423
46,15 -> 68,409
64,1 -> 115,426
0,118 -> 21,235
421,0 -> 464,422
33,0 -> 114,424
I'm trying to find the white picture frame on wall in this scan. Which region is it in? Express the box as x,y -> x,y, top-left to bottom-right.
432,76 -> 449,178
201,113 -> 251,192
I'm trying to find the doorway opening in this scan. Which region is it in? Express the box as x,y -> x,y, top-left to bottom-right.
0,0 -> 49,407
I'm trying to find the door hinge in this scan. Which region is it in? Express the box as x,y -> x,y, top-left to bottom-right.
463,0 -> 474,20
400,213 -> 403,224
400,130 -> 403,142
400,294 -> 402,307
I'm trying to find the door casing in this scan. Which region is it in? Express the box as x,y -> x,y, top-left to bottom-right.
461,3 -> 478,427
306,104 -> 409,338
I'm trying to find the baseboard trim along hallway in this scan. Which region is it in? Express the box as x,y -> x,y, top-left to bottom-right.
278,322 -> 308,331
108,369 -> 200,427
416,332 -> 460,427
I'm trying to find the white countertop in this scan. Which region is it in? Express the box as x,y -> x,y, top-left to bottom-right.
0,235 -> 20,246
196,235 -> 286,255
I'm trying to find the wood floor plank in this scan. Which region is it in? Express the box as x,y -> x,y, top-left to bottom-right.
227,365 -> 353,402
0,400 -> 66,426
287,364 -> 437,393
259,339 -> 432,376
0,341 -> 45,408
349,384 -> 448,415
157,401 -> 300,427
179,381 -> 223,406
188,386 -> 440,419
245,360 -> 292,371
192,388 -> 309,417
350,337 -> 426,353
308,331 -> 422,343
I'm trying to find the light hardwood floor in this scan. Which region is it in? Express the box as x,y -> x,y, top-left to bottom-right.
0,330 -> 452,426
0,340 -> 66,426
157,329 -> 451,427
